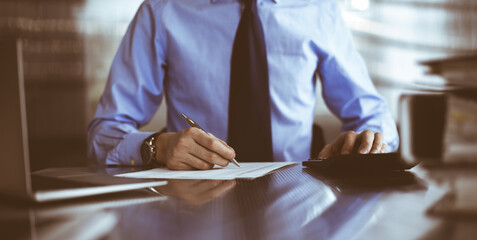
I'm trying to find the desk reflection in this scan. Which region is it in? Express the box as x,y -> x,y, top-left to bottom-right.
152,179 -> 236,206
304,167 -> 427,194
111,166 -> 386,240
0,165 -> 433,240
0,189 -> 166,240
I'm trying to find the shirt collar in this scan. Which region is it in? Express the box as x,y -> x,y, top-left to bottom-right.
211,0 -> 279,4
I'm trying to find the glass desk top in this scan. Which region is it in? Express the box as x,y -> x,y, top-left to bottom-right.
1,164 -> 476,240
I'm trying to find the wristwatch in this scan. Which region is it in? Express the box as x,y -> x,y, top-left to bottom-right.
141,132 -> 160,167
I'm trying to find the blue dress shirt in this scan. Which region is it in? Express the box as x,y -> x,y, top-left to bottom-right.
88,0 -> 399,165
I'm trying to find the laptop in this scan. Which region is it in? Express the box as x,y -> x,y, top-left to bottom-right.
0,38 -> 166,203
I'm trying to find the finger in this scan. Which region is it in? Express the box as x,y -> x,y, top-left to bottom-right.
190,143 -> 230,167
326,133 -> 348,156
189,179 -> 209,188
191,180 -> 222,194
181,180 -> 224,205
209,133 -> 235,152
317,144 -> 333,159
184,153 -> 215,170
380,143 -> 387,153
340,131 -> 358,154
171,179 -> 203,189
317,132 -> 348,159
168,152 -> 213,170
175,180 -> 210,196
175,128 -> 230,167
198,180 -> 236,201
331,133 -> 346,154
166,133 -> 209,170
167,160 -> 196,170
193,131 -> 235,160
370,132 -> 384,154
358,130 -> 374,154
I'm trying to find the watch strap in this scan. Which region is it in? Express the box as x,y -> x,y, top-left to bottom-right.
141,127 -> 166,167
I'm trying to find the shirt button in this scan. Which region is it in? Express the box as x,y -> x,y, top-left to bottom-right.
130,158 -> 136,165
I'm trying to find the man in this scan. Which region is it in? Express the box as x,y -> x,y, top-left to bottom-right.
88,0 -> 399,170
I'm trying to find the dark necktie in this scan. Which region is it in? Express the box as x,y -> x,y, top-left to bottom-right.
228,0 -> 273,162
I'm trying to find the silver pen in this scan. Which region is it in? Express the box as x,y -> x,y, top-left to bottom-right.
181,113 -> 241,167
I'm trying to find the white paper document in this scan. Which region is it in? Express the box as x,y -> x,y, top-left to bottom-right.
115,162 -> 297,180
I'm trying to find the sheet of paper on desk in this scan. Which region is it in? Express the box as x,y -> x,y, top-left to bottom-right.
114,162 -> 297,180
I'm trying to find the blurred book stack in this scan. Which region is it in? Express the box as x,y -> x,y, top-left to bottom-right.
421,55 -> 477,89
421,55 -> 477,165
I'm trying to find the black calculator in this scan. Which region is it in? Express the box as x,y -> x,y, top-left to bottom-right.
302,153 -> 419,172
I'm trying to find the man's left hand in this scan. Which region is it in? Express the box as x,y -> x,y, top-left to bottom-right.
317,130 -> 386,159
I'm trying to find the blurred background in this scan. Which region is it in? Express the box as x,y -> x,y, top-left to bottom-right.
1,0 -> 476,170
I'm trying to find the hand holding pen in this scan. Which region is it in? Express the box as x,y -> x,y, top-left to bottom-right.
153,114 -> 238,170
181,113 -> 240,167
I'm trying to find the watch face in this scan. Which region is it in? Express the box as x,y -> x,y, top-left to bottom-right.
141,140 -> 152,165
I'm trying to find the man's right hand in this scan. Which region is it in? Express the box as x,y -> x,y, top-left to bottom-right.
154,128 -> 236,170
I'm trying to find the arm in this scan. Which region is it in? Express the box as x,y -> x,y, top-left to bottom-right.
87,1 -> 165,165
316,3 -> 399,158
88,1 -> 234,168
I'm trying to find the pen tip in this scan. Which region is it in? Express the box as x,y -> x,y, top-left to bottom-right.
232,159 -> 240,167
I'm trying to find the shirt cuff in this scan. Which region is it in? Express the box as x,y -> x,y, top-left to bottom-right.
105,131 -> 155,166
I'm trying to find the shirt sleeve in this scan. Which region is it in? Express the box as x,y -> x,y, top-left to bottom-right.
318,2 -> 399,152
87,1 -> 167,165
